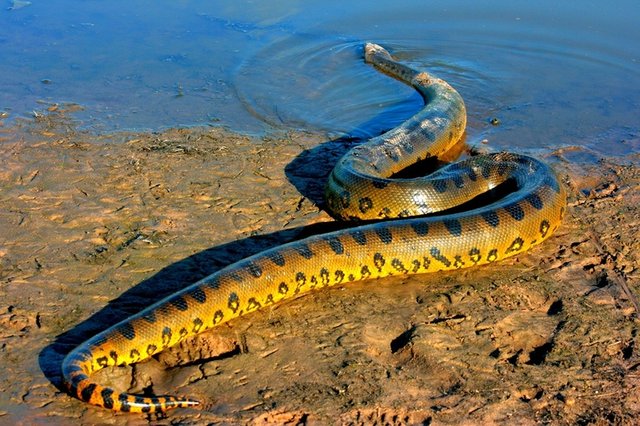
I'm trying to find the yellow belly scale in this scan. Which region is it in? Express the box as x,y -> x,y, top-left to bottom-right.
61,43 -> 566,412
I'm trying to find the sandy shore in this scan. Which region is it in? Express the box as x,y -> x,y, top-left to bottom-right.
0,107 -> 639,424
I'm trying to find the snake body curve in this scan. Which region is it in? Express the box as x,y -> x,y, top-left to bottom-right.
61,43 -> 566,412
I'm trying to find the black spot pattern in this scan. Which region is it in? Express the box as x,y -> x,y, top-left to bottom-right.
119,394 -> 132,412
228,293 -> 240,313
507,237 -> 524,253
453,255 -> 464,268
309,275 -> 318,288
171,296 -> 188,312
278,282 -> 289,294
101,388 -> 114,409
432,179 -> 447,193
391,258 -> 408,273
469,248 -> 481,263
96,356 -> 108,367
138,396 -> 151,413
189,287 -> 207,304
320,268 -> 330,286
162,326 -> 172,347
295,243 -> 314,259
269,251 -> 286,267
481,210 -> 500,228
423,256 -> 431,270
192,318 -> 203,333
130,349 -> 140,361
146,344 -> 157,356
247,262 -> 263,278
325,237 -> 344,254
410,221 -> 429,236
430,247 -> 452,267
373,252 -> 386,271
295,272 -> 306,293
117,322 -> 136,340
247,297 -> 261,310
81,383 -> 97,402
359,197 -> 373,213
110,350 -> 119,364
372,180 -> 389,189
213,310 -> 224,324
361,265 -> 371,279
444,219 -> 462,237
525,193 -> 544,210
411,259 -> 421,272
351,230 -> 367,245
540,219 -> 550,237
375,227 -> 393,244
378,207 -> 392,218
487,249 -> 498,262
335,270 -> 345,283
506,204 -> 525,221
179,328 -> 188,338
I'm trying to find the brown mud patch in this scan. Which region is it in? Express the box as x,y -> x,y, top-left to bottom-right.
1,108 -> 639,424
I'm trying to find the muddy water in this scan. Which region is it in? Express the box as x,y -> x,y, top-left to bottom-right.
1,1 -> 640,425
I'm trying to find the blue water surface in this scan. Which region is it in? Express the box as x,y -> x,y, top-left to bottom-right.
1,0 -> 639,155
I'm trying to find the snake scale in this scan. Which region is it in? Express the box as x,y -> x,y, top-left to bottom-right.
61,43 -> 566,412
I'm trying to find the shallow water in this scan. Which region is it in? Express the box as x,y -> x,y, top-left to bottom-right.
1,0 -> 639,156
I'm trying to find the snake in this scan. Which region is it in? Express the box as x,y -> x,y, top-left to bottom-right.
61,43 -> 566,413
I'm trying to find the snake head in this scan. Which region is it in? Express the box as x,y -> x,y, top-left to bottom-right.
364,42 -> 392,63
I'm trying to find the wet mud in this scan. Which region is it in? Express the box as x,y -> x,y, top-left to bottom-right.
0,107 -> 639,425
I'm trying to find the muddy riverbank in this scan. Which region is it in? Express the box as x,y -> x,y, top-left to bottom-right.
0,108 -> 639,424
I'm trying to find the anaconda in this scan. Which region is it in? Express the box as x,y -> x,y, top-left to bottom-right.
61,43 -> 566,412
